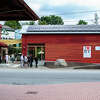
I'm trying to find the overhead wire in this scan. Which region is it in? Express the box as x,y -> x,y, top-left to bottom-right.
38,10 -> 100,23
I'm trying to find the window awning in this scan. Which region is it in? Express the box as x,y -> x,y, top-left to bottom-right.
0,39 -> 22,45
0,42 -> 7,47
0,0 -> 39,21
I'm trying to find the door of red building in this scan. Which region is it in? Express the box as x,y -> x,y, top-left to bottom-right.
27,44 -> 45,60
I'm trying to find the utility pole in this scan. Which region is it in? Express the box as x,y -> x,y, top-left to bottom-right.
94,13 -> 99,25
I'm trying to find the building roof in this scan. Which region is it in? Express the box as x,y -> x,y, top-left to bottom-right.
0,0 -> 39,20
2,25 -> 15,31
20,25 -> 100,34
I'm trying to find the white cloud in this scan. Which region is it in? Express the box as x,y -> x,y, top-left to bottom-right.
49,0 -> 69,6
64,12 -> 100,25
0,21 -> 5,25
28,3 -> 41,12
24,0 -> 42,12
24,0 -> 100,25
75,0 -> 100,8
25,0 -> 100,12
49,0 -> 100,9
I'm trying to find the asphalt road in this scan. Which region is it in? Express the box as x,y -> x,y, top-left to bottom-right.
0,68 -> 100,85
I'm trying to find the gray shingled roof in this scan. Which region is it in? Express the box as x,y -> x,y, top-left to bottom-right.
21,25 -> 100,34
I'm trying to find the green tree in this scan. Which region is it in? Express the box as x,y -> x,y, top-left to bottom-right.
38,15 -> 64,25
38,20 -> 47,25
22,21 -> 35,25
77,20 -> 88,25
29,21 -> 35,25
4,21 -> 21,29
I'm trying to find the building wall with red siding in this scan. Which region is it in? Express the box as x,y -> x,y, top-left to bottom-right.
22,34 -> 100,63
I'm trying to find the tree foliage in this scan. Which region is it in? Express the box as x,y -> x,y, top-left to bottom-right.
39,15 -> 64,25
22,21 -> 35,25
8,45 -> 21,55
4,21 -> 22,29
29,21 -> 35,25
77,20 -> 88,25
38,20 -> 47,25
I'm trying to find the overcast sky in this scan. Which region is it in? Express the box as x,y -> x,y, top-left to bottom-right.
24,0 -> 100,25
1,0 -> 100,25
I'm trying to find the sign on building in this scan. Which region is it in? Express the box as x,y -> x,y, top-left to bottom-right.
83,46 -> 91,58
95,46 -> 100,50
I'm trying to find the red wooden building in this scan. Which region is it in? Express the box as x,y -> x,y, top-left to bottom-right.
21,25 -> 100,63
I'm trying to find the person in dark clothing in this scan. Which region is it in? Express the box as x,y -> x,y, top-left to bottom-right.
0,55 -> 2,64
30,55 -> 33,68
27,56 -> 30,67
34,57 -> 38,68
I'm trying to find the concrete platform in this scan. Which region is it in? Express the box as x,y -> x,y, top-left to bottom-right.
0,62 -> 100,70
0,82 -> 100,100
0,63 -> 20,68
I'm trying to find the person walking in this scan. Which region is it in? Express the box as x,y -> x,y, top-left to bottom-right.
5,54 -> 9,64
24,56 -> 28,68
34,57 -> 38,68
0,55 -> 2,64
20,54 -> 24,68
11,54 -> 15,63
30,54 -> 33,68
27,56 -> 30,67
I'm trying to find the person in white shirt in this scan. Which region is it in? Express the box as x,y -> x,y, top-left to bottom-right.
5,54 -> 9,64
24,56 -> 28,67
11,54 -> 15,63
20,55 -> 24,67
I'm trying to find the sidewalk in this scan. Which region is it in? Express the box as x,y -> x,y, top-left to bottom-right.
0,61 -> 46,68
0,63 -> 51,71
0,63 -> 20,68
0,62 -> 100,70
0,82 -> 100,100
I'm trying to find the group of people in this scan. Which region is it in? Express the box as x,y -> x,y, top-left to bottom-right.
0,54 -> 15,64
20,54 -> 38,68
0,53 -> 39,68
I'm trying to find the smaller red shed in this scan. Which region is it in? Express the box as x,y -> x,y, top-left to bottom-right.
21,25 -> 100,63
